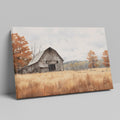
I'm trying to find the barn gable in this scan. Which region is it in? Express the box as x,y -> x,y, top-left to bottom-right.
40,47 -> 64,61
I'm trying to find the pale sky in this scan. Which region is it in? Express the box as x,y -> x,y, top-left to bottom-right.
12,27 -> 108,62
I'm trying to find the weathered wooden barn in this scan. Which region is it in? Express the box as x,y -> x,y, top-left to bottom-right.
18,47 -> 64,74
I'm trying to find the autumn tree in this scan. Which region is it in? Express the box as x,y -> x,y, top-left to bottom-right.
102,50 -> 110,67
87,50 -> 98,68
11,33 -> 32,73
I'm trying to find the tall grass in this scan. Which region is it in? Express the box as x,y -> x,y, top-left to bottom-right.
15,68 -> 113,99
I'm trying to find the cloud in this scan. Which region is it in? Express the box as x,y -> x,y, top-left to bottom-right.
12,27 -> 108,62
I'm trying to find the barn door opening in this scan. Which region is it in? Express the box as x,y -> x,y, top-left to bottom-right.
49,64 -> 56,71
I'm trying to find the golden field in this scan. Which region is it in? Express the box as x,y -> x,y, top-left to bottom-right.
15,68 -> 113,99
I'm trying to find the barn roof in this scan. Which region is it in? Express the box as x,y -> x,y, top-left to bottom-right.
28,51 -> 44,66
28,47 -> 63,66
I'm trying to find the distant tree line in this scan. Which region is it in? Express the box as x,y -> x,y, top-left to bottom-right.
87,50 -> 110,68
64,50 -> 110,71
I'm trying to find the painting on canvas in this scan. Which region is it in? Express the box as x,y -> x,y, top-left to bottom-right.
11,27 -> 113,99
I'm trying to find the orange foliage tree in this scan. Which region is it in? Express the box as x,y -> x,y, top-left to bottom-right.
102,50 -> 110,67
87,50 -> 98,68
11,33 -> 32,73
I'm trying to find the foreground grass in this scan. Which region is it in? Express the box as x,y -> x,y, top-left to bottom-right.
15,68 -> 113,99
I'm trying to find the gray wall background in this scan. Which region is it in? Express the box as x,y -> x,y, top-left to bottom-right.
0,0 -> 119,94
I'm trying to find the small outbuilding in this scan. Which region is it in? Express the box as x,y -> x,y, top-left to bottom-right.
18,47 -> 64,74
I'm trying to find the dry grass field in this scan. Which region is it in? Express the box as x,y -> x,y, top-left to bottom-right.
15,68 -> 113,99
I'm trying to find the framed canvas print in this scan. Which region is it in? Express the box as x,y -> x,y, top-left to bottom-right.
11,27 -> 113,99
